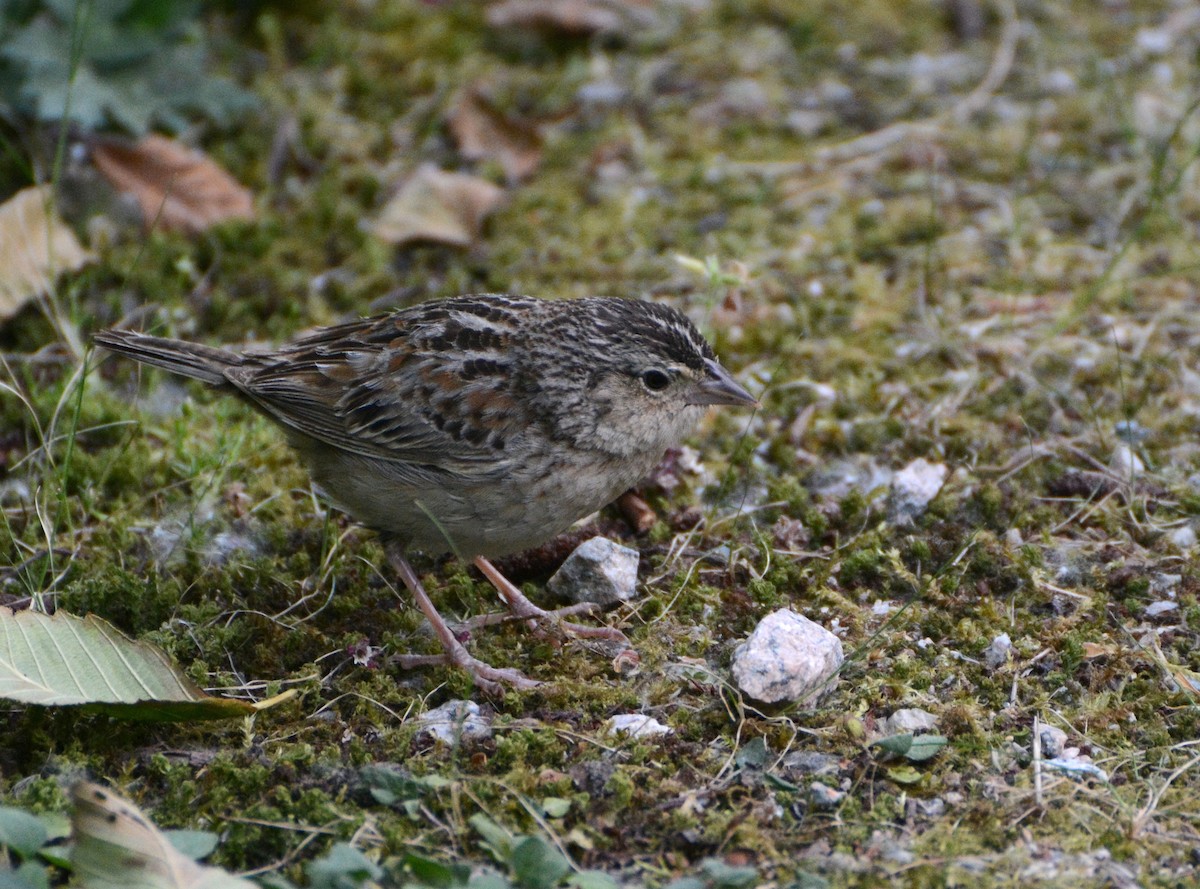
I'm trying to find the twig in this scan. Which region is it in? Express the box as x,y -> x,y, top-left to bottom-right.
1033,713 -> 1044,810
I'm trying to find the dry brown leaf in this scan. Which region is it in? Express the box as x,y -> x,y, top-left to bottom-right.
0,186 -> 93,322
448,87 -> 544,182
1081,642 -> 1117,660
485,0 -> 640,37
72,781 -> 254,888
91,134 -> 255,235
371,164 -> 505,248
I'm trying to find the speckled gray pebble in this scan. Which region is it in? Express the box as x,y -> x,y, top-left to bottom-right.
547,536 -> 639,607
417,699 -> 493,744
887,458 -> 948,525
731,608 -> 843,704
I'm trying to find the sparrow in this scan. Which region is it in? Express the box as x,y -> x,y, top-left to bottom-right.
95,294 -> 757,692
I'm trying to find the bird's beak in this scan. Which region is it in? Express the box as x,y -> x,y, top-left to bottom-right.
688,358 -> 759,407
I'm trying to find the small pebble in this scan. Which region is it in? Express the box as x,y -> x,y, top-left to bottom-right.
808,457 -> 893,501
1170,526 -> 1197,549
1043,755 -> 1107,782
809,781 -> 845,809
887,458 -> 948,525
605,714 -> 673,739
577,79 -> 625,107
417,700 -> 493,744
912,797 -> 946,817
1041,68 -> 1077,95
1135,27 -> 1173,56
1145,600 -> 1178,618
1108,444 -> 1144,477
547,537 -> 639,607
1038,724 -> 1068,759
781,751 -> 841,777
785,109 -> 832,138
1150,573 -> 1180,594
731,609 -> 843,704
983,633 -> 1012,670
880,708 -> 938,735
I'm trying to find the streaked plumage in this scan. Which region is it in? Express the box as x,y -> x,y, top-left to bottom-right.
95,294 -> 756,691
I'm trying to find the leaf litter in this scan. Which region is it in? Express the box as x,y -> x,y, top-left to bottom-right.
448,85 -> 545,183
91,134 -> 255,235
370,163 -> 506,247
0,186 -> 92,322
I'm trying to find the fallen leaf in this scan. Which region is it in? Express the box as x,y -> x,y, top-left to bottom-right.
885,765 -> 924,785
0,606 -> 293,721
0,186 -> 93,322
71,782 -> 255,889
1081,641 -> 1117,660
371,164 -> 505,247
448,86 -> 544,182
91,134 -> 254,235
485,0 -> 646,37
871,733 -> 949,762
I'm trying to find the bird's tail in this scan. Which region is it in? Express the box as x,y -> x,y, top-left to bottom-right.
93,329 -> 242,387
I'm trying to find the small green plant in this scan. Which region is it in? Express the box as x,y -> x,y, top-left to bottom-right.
0,805 -> 70,887
0,0 -> 256,134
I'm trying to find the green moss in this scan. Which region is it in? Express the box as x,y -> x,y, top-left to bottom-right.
5,0 -> 1200,882
838,547 -> 884,588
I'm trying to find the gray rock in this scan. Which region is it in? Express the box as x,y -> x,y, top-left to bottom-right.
0,477 -> 31,506
1150,573 -> 1181,594
577,79 -> 625,107
807,457 -> 893,502
983,633 -> 1012,669
809,781 -> 845,809
201,527 -> 264,567
731,609 -> 843,704
417,700 -> 492,744
547,537 -> 639,607
887,458 -> 948,524
604,714 -> 673,739
1042,68 -> 1077,95
1109,444 -> 1144,477
1039,724 -> 1068,759
1145,600 -> 1178,618
781,751 -> 842,779
881,708 -> 938,735
1170,525 -> 1197,548
910,797 -> 946,818
786,109 -> 832,138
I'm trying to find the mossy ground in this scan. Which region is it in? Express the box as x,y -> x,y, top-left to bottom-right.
4,1 -> 1200,886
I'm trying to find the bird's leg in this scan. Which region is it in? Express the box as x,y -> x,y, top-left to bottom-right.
469,556 -> 630,645
386,544 -> 539,694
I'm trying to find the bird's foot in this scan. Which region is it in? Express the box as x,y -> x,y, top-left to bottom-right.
456,600 -> 616,637
472,556 -> 630,645
393,649 -> 540,694
387,544 -> 540,695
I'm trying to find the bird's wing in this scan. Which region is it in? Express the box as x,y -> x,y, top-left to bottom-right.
225,306 -> 532,474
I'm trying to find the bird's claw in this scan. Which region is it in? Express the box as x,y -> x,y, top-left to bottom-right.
395,650 -> 540,694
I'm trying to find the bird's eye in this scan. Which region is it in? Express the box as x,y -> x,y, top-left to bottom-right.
641,369 -> 672,392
